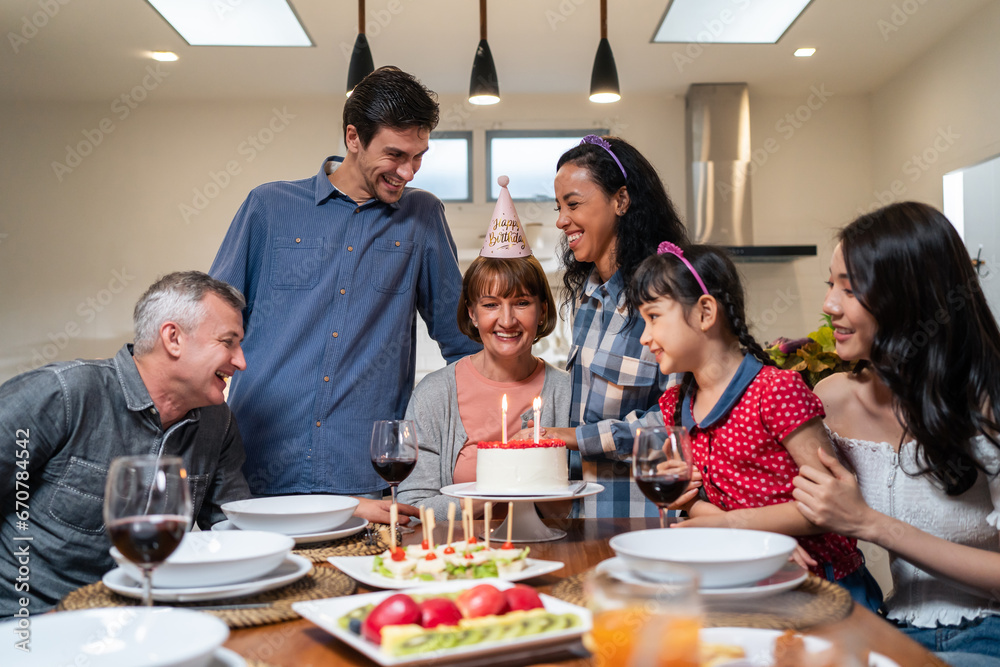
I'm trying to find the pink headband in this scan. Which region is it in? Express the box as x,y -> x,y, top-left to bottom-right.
580,135 -> 627,180
657,242 -> 709,296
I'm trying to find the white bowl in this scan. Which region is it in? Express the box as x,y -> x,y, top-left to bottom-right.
0,608 -> 228,667
221,495 -> 359,535
111,530 -> 293,588
609,528 -> 797,588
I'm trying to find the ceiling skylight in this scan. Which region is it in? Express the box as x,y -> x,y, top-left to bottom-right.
653,0 -> 812,44
147,0 -> 312,47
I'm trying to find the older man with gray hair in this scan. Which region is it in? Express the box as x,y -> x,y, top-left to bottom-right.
0,271 -> 252,617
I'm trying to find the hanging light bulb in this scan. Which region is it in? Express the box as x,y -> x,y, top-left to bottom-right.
469,0 -> 500,105
590,0 -> 620,103
346,0 -> 374,97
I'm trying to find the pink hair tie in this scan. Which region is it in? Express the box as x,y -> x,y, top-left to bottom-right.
657,242 -> 709,296
580,135 -> 627,180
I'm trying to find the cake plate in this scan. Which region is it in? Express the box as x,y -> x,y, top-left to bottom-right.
440,482 -> 604,543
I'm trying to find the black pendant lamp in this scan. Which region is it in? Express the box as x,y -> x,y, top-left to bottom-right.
589,0 -> 621,103
469,0 -> 500,105
346,0 -> 374,97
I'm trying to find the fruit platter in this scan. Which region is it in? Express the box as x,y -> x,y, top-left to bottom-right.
292,579 -> 591,666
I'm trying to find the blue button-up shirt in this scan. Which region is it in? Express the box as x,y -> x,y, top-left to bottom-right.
568,269 -> 674,518
210,157 -> 479,495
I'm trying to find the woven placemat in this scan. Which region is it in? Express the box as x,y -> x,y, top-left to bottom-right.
549,571 -> 852,630
57,566 -> 355,629
293,523 -> 396,563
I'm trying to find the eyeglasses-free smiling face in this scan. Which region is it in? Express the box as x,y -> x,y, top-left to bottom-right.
554,163 -> 623,279
350,125 -> 429,204
175,293 -> 247,410
823,243 -> 878,362
468,290 -> 544,366
638,295 -> 704,375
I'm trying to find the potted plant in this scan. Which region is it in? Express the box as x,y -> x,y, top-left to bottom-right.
766,315 -> 857,389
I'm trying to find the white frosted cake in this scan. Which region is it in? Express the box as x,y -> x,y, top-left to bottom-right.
475,439 -> 568,493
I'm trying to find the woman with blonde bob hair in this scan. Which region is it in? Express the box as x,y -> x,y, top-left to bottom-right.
398,255 -> 571,516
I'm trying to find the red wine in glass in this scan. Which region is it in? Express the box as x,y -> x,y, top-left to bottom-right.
103,455 -> 192,606
373,458 -> 417,485
632,426 -> 693,528
108,514 -> 187,566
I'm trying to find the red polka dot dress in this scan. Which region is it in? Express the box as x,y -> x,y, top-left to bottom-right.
659,357 -> 863,581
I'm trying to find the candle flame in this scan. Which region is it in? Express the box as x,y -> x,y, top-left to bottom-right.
533,396 -> 541,410
502,394 -> 508,411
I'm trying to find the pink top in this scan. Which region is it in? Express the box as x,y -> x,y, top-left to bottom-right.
453,356 -> 546,484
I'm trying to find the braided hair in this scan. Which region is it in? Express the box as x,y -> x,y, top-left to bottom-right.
626,245 -> 772,425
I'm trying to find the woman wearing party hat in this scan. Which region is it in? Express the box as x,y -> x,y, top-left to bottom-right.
397,177 -> 571,518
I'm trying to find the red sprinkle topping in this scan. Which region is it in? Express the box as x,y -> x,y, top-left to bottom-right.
443,546 -> 455,554
477,439 -> 566,450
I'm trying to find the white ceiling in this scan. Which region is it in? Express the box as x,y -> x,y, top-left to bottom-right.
1,0 -> 992,103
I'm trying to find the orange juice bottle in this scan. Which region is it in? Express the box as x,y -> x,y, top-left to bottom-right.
588,608 -> 699,667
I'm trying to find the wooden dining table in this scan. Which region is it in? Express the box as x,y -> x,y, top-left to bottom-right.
223,518 -> 947,666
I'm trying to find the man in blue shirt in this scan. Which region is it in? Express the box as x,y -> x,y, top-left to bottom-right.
210,67 -> 479,518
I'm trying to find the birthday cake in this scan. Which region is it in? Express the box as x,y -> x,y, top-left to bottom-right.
475,439 -> 568,494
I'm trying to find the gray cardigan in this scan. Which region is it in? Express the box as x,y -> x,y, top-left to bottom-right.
397,359 -> 572,516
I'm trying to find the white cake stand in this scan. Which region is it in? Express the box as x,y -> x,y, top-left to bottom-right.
440,482 -> 604,543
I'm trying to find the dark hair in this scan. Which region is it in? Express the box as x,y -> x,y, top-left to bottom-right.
840,201 -> 1000,495
343,66 -> 439,147
133,271 -> 245,356
627,245 -> 773,425
556,135 -> 688,321
457,256 -> 557,344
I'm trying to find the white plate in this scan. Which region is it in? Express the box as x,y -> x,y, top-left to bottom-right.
328,554 -> 565,589
103,554 -> 312,602
222,494 -> 359,534
292,578 -> 591,666
0,607 -> 229,667
441,481 -> 604,501
595,558 -> 808,601
212,516 -> 368,545
700,627 -> 899,666
211,647 -> 248,667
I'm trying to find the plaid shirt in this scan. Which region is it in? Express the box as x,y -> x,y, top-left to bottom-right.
568,269 -> 675,518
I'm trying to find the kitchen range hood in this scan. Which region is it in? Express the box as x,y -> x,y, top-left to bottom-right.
685,83 -> 816,262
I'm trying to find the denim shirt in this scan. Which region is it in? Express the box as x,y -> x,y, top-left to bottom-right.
0,345 -> 251,616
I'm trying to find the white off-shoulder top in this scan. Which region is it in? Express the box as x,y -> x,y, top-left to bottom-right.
828,427 -> 1000,627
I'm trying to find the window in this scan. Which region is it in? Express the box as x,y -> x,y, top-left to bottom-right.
408,131 -> 472,202
486,129 -> 607,201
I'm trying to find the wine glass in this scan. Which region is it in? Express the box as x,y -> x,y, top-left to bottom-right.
370,420 -> 418,526
104,455 -> 192,606
633,426 -> 693,529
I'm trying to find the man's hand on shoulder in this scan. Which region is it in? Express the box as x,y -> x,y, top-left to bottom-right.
353,497 -> 419,525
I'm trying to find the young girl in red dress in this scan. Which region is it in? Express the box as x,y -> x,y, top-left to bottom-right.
626,242 -> 881,611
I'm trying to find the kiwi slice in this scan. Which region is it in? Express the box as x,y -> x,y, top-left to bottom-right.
453,628 -> 484,646
479,624 -> 506,644
392,632 -> 443,656
522,613 -> 558,635
498,617 -> 527,640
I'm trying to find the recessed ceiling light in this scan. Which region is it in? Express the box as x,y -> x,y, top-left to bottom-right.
150,51 -> 179,62
653,0 -> 813,44
794,47 -> 816,57
146,0 -> 312,47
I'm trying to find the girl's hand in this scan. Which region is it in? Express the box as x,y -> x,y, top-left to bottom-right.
792,448 -> 874,540
790,544 -> 817,570
665,470 -> 702,512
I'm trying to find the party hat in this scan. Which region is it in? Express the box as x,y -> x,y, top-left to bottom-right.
480,175 -> 532,258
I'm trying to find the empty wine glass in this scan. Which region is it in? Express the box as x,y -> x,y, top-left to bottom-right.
633,426 -> 693,529
104,455 -> 192,606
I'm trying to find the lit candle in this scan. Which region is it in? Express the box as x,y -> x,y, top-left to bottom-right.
533,396 -> 541,443
501,393 -> 508,444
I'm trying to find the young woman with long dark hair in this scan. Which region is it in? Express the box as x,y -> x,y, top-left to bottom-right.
793,202 -> 1000,666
